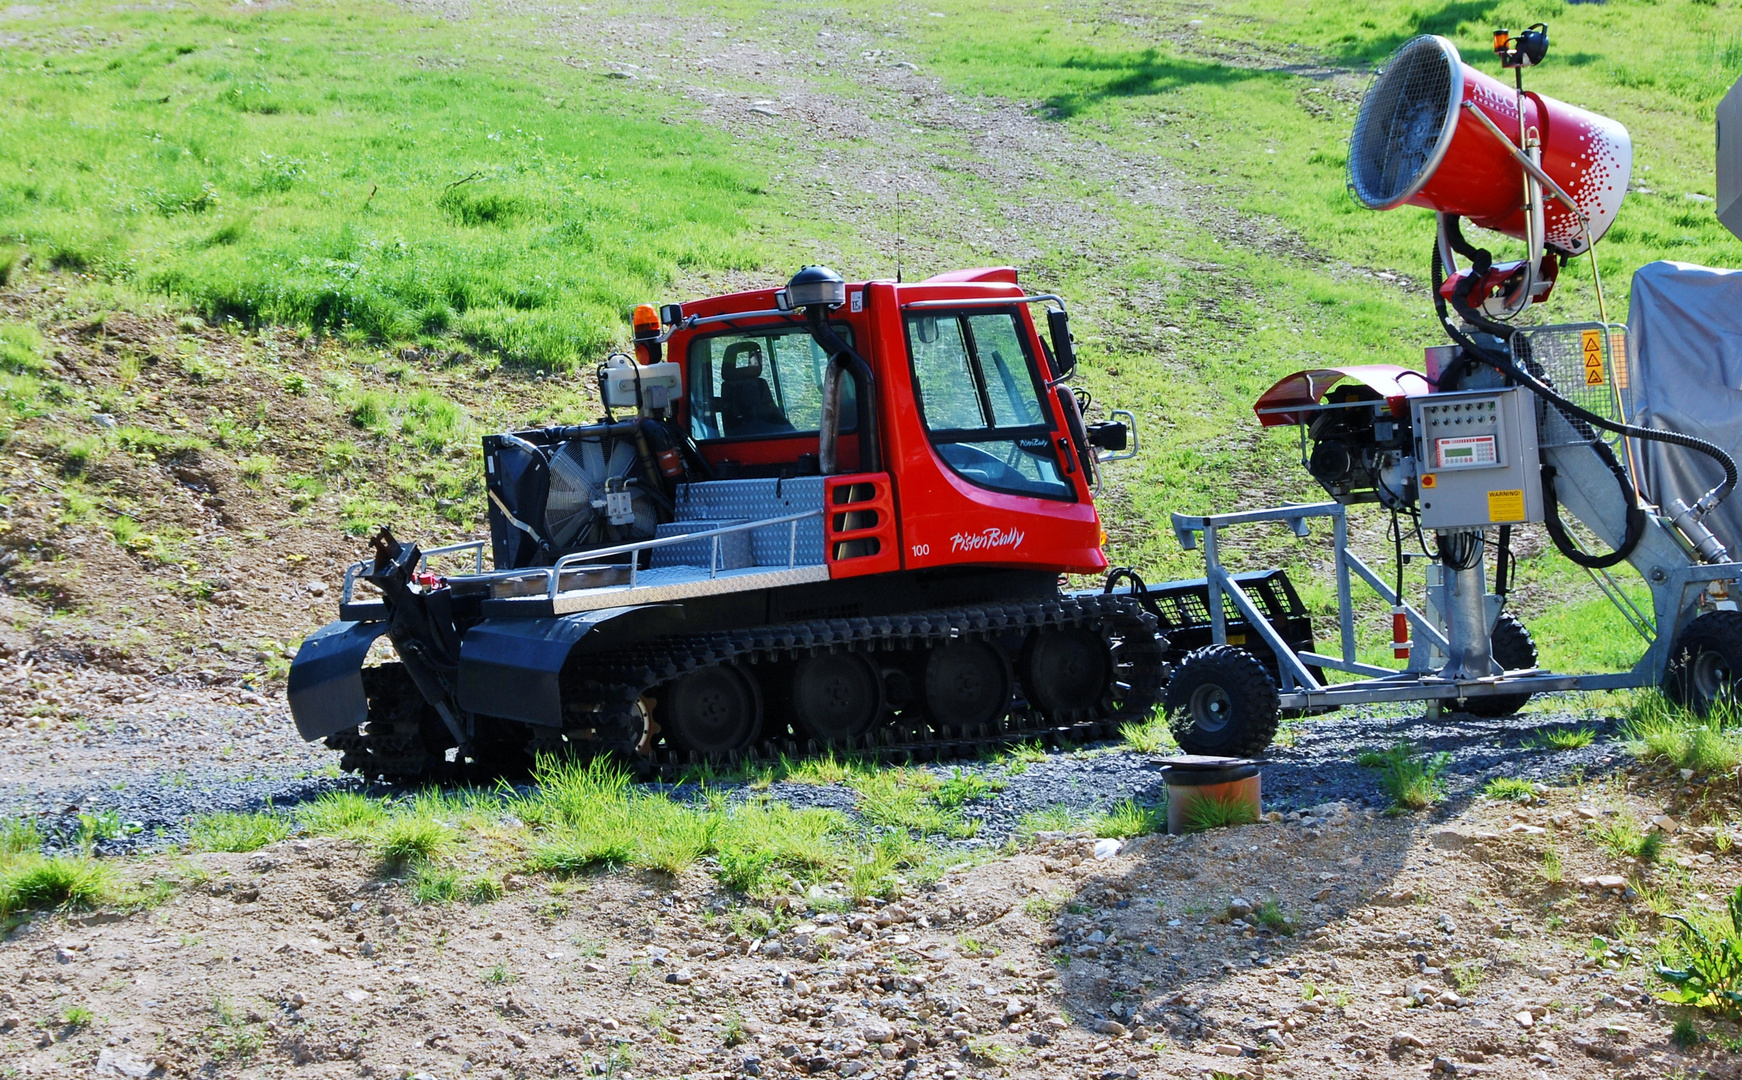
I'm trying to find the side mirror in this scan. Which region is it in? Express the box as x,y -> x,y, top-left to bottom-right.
1046,308 -> 1076,380
915,315 -> 939,344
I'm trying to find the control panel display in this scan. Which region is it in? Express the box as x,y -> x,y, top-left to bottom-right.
1434,435 -> 1498,469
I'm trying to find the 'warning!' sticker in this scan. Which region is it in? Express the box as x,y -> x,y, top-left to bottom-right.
1488,489 -> 1526,521
1581,329 -> 1606,387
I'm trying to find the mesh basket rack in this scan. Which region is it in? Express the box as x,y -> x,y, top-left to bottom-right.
1509,323 -> 1632,449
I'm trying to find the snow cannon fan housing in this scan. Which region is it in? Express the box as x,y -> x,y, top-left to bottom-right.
1348,34 -> 1632,256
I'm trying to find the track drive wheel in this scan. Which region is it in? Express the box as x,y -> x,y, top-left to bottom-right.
661,664 -> 763,755
1165,645 -> 1280,756
1665,610 -> 1742,715
790,652 -> 884,746
923,639 -> 1012,731
1022,627 -> 1114,721
1459,614 -> 1538,718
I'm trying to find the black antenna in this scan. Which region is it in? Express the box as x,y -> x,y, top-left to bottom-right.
895,176 -> 904,283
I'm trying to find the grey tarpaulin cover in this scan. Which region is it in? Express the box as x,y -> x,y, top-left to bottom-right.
1626,260 -> 1742,555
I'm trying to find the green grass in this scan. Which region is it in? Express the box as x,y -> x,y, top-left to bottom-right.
1253,898 -> 1294,934
1181,793 -> 1259,833
1525,727 -> 1597,751
189,811 -> 290,853
62,1005 -> 94,1029
1359,742 -> 1450,813
296,790 -> 390,834
0,0 -> 767,370
1591,816 -> 1664,864
848,768 -> 978,839
1095,798 -> 1167,838
1119,714 -> 1175,755
412,863 -> 461,905
1483,776 -> 1537,802
0,854 -> 117,916
377,815 -> 450,866
1624,694 -> 1742,773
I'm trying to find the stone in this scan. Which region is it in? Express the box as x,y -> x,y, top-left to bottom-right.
342,989 -> 370,1004
1432,1055 -> 1458,1075
1093,839 -> 1124,860
1092,1019 -> 1127,1036
1506,823 -> 1546,836
1576,806 -> 1600,819
0,1017 -> 17,1032
95,1049 -> 154,1078
1228,898 -> 1254,918
1436,991 -> 1462,1007
1391,1031 -> 1426,1051
861,1022 -> 894,1043
1594,875 -> 1627,892
1211,1043 -> 1244,1056
665,970 -> 694,985
1651,814 -> 1680,833
1428,829 -> 1474,851
1043,1017 -> 1069,1031
1514,1010 -> 1534,1028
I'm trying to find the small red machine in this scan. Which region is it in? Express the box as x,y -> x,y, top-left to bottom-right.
286,267 -> 1314,779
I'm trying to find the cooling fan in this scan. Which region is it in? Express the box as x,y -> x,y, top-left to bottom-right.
544,437 -> 658,548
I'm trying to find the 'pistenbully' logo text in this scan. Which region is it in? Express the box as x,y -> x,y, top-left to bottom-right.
950,527 -> 1025,554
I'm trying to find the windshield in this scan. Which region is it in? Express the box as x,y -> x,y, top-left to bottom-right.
687,325 -> 856,441
905,309 -> 1072,500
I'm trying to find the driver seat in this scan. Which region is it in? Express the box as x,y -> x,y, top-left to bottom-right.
717,342 -> 794,436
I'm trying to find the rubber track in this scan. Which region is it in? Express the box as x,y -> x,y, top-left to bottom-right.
550,593 -> 1167,781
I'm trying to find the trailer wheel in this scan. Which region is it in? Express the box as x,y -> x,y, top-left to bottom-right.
1023,627 -> 1113,720
1665,610 -> 1742,715
1459,614 -> 1537,718
790,652 -> 884,746
924,640 -> 1012,731
1165,645 -> 1280,756
661,664 -> 763,755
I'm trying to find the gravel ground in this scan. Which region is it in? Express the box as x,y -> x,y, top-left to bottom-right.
2,671 -> 1625,854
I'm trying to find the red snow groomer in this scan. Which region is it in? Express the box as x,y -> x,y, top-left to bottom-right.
287,266 -> 1316,779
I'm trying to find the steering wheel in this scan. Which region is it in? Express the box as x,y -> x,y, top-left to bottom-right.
939,442 -> 1030,490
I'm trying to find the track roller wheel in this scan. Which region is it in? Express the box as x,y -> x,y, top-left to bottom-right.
1165,645 -> 1280,756
923,639 -> 1012,731
790,651 -> 884,746
1665,610 -> 1742,715
661,664 -> 763,755
1023,626 -> 1113,721
1459,614 -> 1537,718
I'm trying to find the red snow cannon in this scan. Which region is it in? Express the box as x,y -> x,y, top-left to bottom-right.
1347,33 -> 1631,256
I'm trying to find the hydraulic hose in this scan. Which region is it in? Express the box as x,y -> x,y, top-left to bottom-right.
1428,224 -> 1740,567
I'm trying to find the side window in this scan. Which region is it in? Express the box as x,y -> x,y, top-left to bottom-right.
905,309 -> 1074,501
967,313 -> 1046,428
909,316 -> 985,429
687,326 -> 855,441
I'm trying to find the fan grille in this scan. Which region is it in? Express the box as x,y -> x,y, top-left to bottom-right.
1349,36 -> 1458,209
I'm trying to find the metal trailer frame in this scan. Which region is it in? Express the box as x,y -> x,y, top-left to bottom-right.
1170,501 -> 1742,712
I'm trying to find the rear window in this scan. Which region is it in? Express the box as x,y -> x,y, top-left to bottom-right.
686,325 -> 856,441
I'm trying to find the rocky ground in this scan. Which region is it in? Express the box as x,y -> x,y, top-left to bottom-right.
3,0 -> 1741,1076
4,752 -> 1739,1080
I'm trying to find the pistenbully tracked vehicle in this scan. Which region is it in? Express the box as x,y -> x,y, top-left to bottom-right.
287,266 -> 1298,780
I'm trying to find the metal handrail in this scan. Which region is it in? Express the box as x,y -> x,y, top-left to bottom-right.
419,540 -> 487,575
545,509 -> 822,600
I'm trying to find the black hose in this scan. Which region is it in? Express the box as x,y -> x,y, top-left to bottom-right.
1434,221 -> 1738,506
1428,231 -> 1653,568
